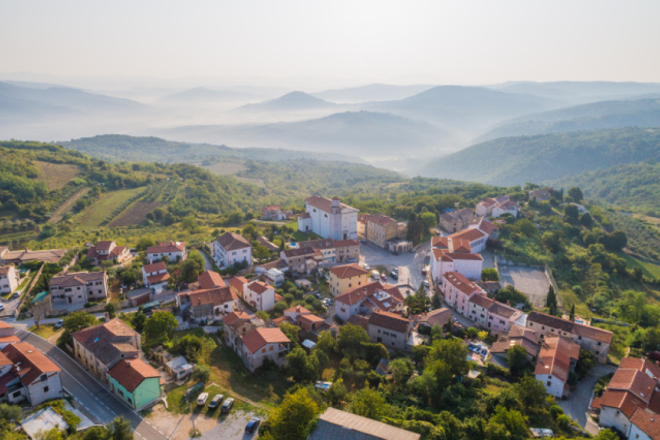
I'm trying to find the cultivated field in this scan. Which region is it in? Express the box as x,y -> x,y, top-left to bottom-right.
201,161 -> 247,176
48,188 -> 89,224
34,160 -> 81,191
76,187 -> 145,228
108,200 -> 163,227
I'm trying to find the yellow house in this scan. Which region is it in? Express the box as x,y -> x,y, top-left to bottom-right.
366,213 -> 398,248
328,263 -> 369,296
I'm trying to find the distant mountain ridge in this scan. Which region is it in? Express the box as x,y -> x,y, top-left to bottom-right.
235,91 -> 337,112
420,127 -> 660,186
313,83 -> 434,103
160,87 -> 256,104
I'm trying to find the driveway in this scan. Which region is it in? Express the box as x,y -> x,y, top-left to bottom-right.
557,364 -> 616,429
200,410 -> 259,440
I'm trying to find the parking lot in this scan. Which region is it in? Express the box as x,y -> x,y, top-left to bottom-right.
498,264 -> 550,308
359,242 -> 429,291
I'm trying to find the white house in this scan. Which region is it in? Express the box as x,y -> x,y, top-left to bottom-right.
243,281 -> 276,312
298,196 -> 358,240
333,281 -> 404,323
214,232 -> 252,269
534,337 -> 579,399
0,265 -> 19,295
176,286 -> 239,323
142,262 -> 170,292
1,342 -> 63,406
430,248 -> 483,284
476,196 -> 520,218
492,200 -> 521,218
628,408 -> 660,440
146,242 -> 186,263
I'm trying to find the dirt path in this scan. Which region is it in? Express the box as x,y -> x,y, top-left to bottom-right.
48,188 -> 89,224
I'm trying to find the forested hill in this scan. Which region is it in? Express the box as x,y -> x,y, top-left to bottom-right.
551,160 -> 660,215
420,127 -> 660,186
61,134 -> 360,164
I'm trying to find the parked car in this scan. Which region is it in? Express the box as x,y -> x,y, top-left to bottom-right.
390,270 -> 398,279
380,272 -> 387,280
221,397 -> 234,413
246,417 -> 261,434
197,392 -> 209,406
423,280 -> 430,289
12,290 -> 21,299
54,319 -> 64,329
315,293 -> 322,299
421,268 -> 427,276
360,239 -> 367,244
0,304 -> 5,311
208,394 -> 224,409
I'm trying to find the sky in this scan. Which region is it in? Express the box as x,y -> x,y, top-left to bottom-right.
1,0 -> 660,90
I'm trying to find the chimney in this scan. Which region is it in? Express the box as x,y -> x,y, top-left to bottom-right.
331,198 -> 340,208
506,300 -> 511,306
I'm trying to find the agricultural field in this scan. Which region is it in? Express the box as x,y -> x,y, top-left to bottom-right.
108,200 -> 163,227
75,187 -> 146,228
34,160 -> 81,191
48,188 -> 89,224
618,251 -> 660,279
200,160 -> 247,176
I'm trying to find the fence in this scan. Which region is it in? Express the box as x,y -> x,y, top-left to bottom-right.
544,263 -> 562,307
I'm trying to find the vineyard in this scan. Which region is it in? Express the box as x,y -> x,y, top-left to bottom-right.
107,179 -> 182,227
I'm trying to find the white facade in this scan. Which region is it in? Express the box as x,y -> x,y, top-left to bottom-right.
430,252 -> 483,284
536,373 -> 566,399
213,240 -> 252,269
334,300 -> 361,323
0,265 -> 19,295
244,282 -> 276,312
303,197 -> 358,240
600,406 -> 632,436
628,420 -> 655,440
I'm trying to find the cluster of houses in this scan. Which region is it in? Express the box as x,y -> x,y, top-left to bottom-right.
358,212 -> 411,254
476,195 -> 521,218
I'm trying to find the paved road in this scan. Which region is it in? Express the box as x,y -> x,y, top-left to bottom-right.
14,328 -> 166,439
557,364 -> 616,428
200,247 -> 215,271
359,242 -> 430,291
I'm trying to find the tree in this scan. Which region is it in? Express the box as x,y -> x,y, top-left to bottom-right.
546,286 -> 558,316
191,364 -> 210,383
349,387 -> 387,420
515,218 -> 536,237
178,250 -> 205,283
326,379 -> 348,406
315,330 -> 336,355
481,268 -> 500,282
144,311 -> 178,345
579,213 -> 593,228
337,324 -> 370,360
136,237 -> 155,252
490,406 -> 527,440
593,429 -> 619,440
563,205 -> 579,225
104,303 -> 116,319
506,345 -> 529,377
567,187 -> 584,203
569,305 -> 575,321
253,244 -> 271,261
426,338 -> 469,379
515,376 -> 547,411
279,321 -> 300,347
421,212 -> 437,230
390,358 -> 414,389
431,290 -> 442,310
268,388 -> 319,440
256,310 -> 270,321
131,308 -> 147,333
286,347 -> 318,383
406,284 -> 430,315
106,416 -> 134,440
63,311 -> 98,334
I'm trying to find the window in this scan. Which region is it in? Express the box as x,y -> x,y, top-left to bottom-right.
44,386 -> 49,393
269,346 -> 273,351
546,381 -> 551,386
13,391 -> 21,398
40,374 -> 48,381
262,348 -> 266,353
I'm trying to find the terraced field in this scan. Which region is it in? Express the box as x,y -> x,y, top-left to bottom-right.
34,160 -> 81,191
76,187 -> 146,228
108,200 -> 163,227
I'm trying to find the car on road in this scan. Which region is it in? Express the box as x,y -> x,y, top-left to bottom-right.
315,293 -> 322,299
360,239 -> 367,244
421,268 -> 427,276
246,417 -> 261,434
197,392 -> 209,406
423,280 -> 430,289
12,290 -> 21,299
323,298 -> 333,306
380,272 -> 387,280
221,397 -> 234,413
54,319 -> 64,329
0,304 -> 5,311
390,270 -> 398,279
208,394 -> 224,409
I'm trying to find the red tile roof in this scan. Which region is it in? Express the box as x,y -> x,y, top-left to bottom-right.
600,389 -> 648,418
2,342 -> 60,386
143,262 -> 167,273
468,294 -> 494,309
108,359 -> 160,393
221,311 -> 252,326
630,408 -> 660,439
147,242 -> 185,254
449,228 -> 487,243
444,272 -> 483,295
368,310 -> 409,334
216,232 -> 251,251
431,236 -> 448,249
305,196 -> 356,213
246,281 -> 273,295
242,328 -> 290,354
197,270 -> 226,289
328,263 -> 368,279
182,286 -> 237,308
227,276 -> 248,292
147,272 -> 170,284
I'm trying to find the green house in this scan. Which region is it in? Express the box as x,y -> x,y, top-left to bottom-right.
108,358 -> 162,410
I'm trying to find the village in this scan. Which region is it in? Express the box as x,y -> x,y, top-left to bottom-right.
0,192 -> 655,440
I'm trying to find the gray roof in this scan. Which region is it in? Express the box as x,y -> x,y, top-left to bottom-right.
308,408 -> 420,440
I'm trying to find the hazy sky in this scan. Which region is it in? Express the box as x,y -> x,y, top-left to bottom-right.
2,0 -> 659,89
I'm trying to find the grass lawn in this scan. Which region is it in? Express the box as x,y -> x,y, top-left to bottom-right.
2,272 -> 32,300
291,230 -> 321,242
34,160 -> 81,191
76,187 -> 145,228
29,324 -> 63,341
617,252 -> 660,279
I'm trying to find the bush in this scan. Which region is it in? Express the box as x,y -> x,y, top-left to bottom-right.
191,364 -> 210,383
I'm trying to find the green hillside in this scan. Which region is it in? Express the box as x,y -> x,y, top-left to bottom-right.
421,127 -> 660,186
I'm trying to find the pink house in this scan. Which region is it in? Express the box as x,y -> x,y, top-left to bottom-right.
487,301 -> 524,334
442,272 -> 486,317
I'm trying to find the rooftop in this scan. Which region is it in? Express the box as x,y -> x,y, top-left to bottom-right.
108,358 -> 160,392
328,263 -> 369,279
216,232 -> 251,251
309,407 -> 420,440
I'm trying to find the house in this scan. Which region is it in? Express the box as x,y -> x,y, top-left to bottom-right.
284,305 -> 329,333
125,288 -> 153,307
491,324 -> 541,365
176,286 -> 239,322
467,217 -> 500,240
412,308 -> 452,332
526,311 -> 613,363
430,246 -> 483,284
309,407 -> 421,440
142,262 -> 170,292
365,213 -> 398,248
357,214 -> 368,239
468,294 -> 495,329
227,276 -> 248,299
222,318 -> 290,372
0,321 -> 20,349
108,358 -> 162,410
49,271 -> 109,310
262,205 -> 290,221
476,196 -> 520,219
492,200 -> 521,218
257,236 -> 280,252
534,336 -> 580,398
487,301 -> 525,334
243,281 -> 276,312
439,208 -> 474,233
0,265 -> 19,296
628,408 -> 660,440
0,248 -> 67,265
281,247 -> 318,275
214,232 -> 252,269
387,238 -> 413,255
367,310 -> 413,351
1,342 -> 63,406
72,318 -> 142,383
597,357 -> 660,435
86,241 -> 130,265
165,356 -> 193,381
529,189 -> 551,202
334,239 -> 360,263
442,271 -> 487,317
334,281 -> 405,322
195,270 -> 225,290
328,263 -> 369,296
146,241 -> 186,263
298,196 -> 359,240
264,268 -> 285,287
446,228 -> 489,253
